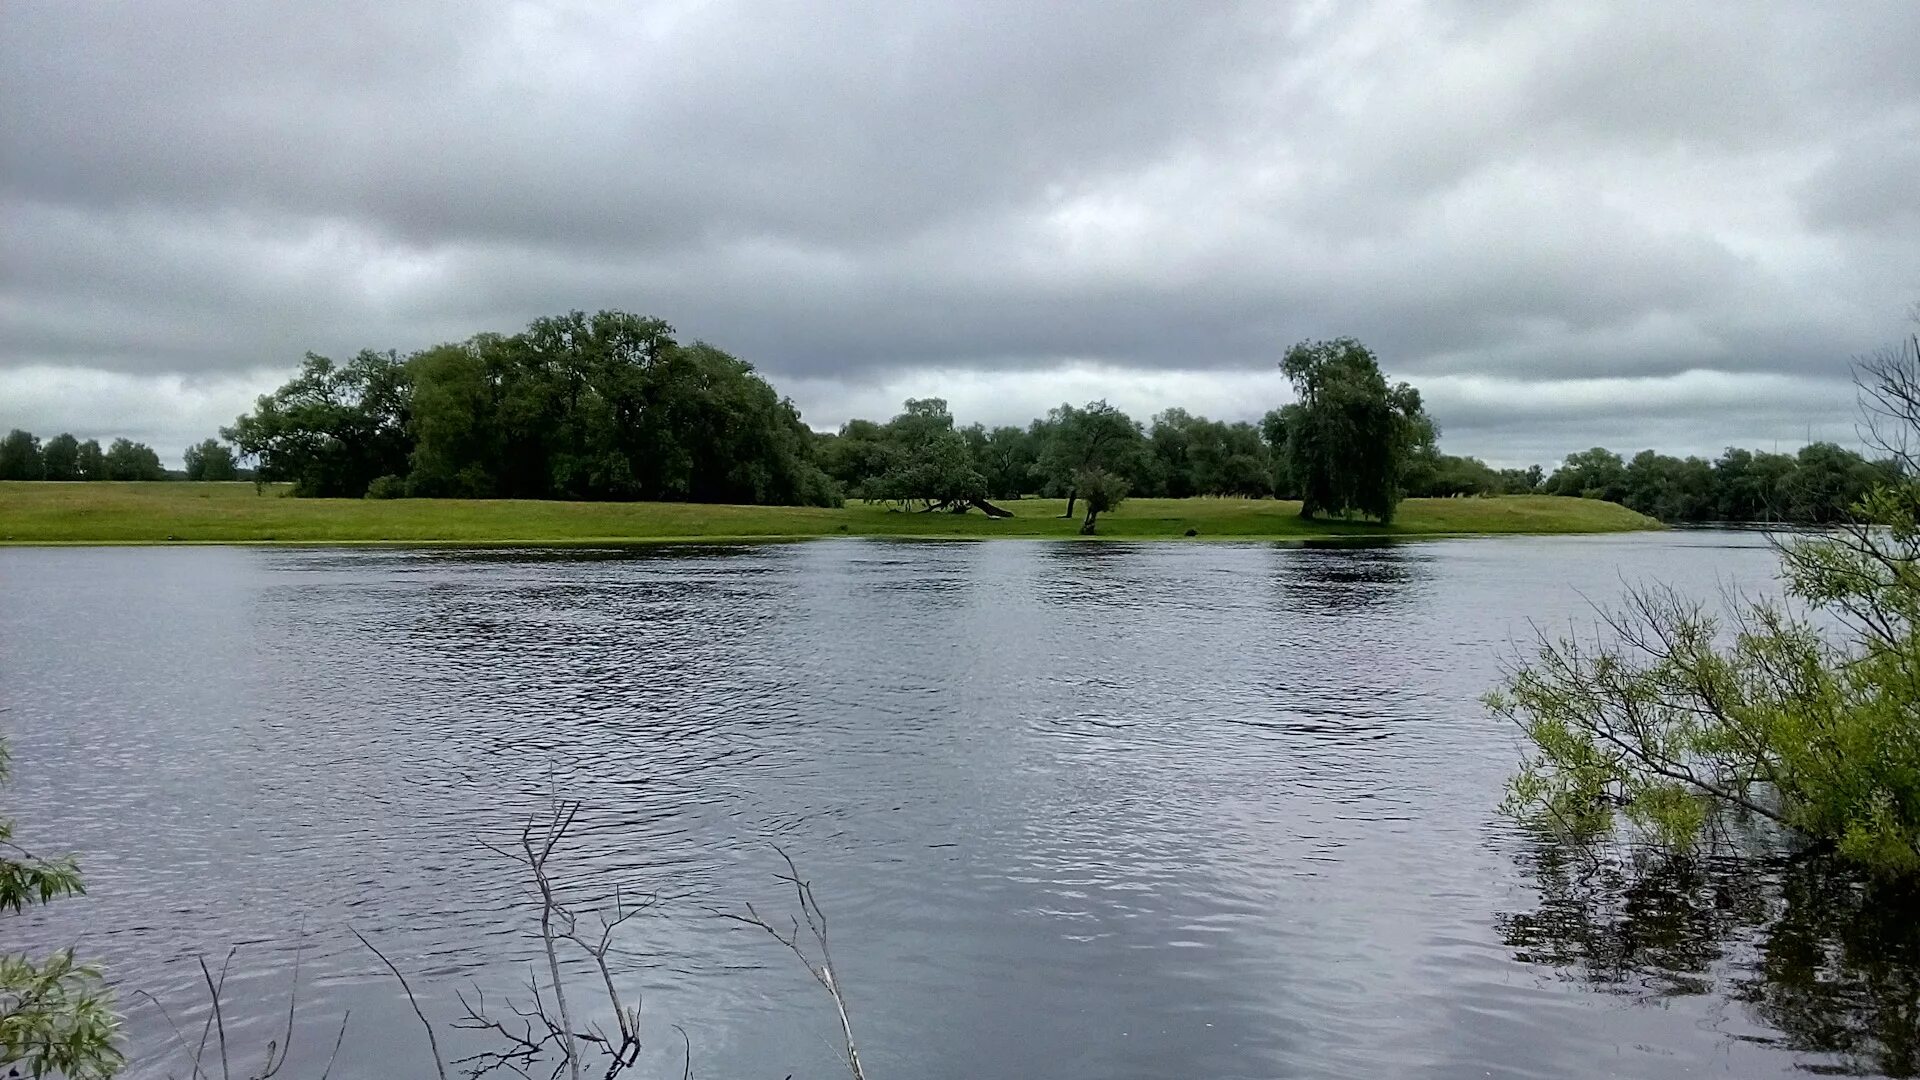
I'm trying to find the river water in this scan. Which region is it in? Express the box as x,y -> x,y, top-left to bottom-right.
2,534 -> 1915,1079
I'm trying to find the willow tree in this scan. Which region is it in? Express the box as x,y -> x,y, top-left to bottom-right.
1272,338 -> 1429,523
1492,323 -> 1920,873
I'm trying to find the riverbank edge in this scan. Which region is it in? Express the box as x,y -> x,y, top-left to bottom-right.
0,528 -> 1661,548
0,485 -> 1663,546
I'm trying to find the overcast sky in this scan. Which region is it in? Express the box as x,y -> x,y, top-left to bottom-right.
3,2 -> 1917,467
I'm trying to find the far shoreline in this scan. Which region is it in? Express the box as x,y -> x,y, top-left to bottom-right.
0,482 -> 1662,547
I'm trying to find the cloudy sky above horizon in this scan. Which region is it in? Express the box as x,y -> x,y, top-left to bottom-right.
4,1 -> 1917,468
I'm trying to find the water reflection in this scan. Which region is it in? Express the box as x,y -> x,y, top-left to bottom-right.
1501,842 -> 1920,1077
1266,543 -> 1424,615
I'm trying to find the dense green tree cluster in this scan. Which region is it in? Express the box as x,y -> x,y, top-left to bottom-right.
0,430 -> 166,481
1138,409 -> 1271,499
1541,443 -> 1896,524
821,345 -> 1430,524
814,333 -> 1888,528
223,310 -> 839,504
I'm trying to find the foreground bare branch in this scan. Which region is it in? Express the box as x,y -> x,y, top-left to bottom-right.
351,928 -> 450,1080
720,847 -> 865,1080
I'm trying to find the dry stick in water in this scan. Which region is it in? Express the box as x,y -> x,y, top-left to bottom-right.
720,846 -> 865,1080
672,1023 -> 693,1080
558,884 -> 646,1077
351,927 -> 451,1080
254,932 -> 304,1079
138,941 -> 345,1080
466,796 -> 655,1080
317,1010 -> 353,1080
133,989 -> 207,1080
196,949 -> 236,1080
524,801 -> 584,1080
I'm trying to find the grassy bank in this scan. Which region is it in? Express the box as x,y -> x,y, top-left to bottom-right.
0,481 -> 1659,545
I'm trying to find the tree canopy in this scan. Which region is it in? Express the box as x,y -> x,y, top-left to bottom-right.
1270,338 -> 1431,523
1538,443 -> 1895,524
0,430 -> 44,480
183,439 -> 239,481
221,310 -> 839,505
864,399 -> 988,511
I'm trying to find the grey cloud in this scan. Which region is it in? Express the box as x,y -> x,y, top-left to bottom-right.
2,1 -> 1917,466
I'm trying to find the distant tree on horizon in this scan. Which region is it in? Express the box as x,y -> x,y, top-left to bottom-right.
74,438 -> 106,481
183,438 -> 239,481
0,429 -> 45,480
102,438 -> 165,481
41,433 -> 81,481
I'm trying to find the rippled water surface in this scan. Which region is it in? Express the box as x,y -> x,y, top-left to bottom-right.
4,534 -> 1916,1079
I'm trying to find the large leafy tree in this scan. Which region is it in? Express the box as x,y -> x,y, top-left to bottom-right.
1621,451 -> 1716,522
182,439 -> 238,481
402,311 -> 837,505
1142,409 -> 1272,498
1781,442 -> 1890,524
0,430 -> 43,481
74,440 -> 106,482
1075,467 -> 1128,535
965,424 -> 1037,500
1711,447 -> 1797,521
102,439 -> 165,481
1,739 -> 122,1078
40,434 -> 81,481
1544,447 -> 1629,502
869,399 -> 987,510
1032,401 -> 1141,519
817,419 -> 896,501
225,351 -> 412,496
1273,338 -> 1428,523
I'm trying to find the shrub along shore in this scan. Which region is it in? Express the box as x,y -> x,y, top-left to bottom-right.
0,481 -> 1658,545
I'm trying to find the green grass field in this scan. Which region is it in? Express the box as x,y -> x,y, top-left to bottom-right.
0,481 -> 1660,545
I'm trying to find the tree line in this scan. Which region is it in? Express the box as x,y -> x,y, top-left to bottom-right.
1536,443 -> 1894,524
206,318 -> 1437,522
4,310 -> 1894,527
822,337 -> 1438,524
0,430 -> 223,481
814,366 -> 1884,527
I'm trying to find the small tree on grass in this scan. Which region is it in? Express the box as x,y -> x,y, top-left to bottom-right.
1490,321 -> 1920,873
1,739 -> 122,1078
1033,401 -> 1141,519
1076,467 -> 1127,535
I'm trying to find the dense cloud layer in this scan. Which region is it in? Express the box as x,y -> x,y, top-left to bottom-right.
4,1 -> 1916,466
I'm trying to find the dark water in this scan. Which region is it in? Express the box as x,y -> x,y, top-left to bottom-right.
2,534 -> 1915,1079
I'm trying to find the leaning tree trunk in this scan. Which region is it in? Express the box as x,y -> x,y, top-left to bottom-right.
1063,489 -> 1078,519
970,497 -> 1014,518
1080,507 -> 1099,535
